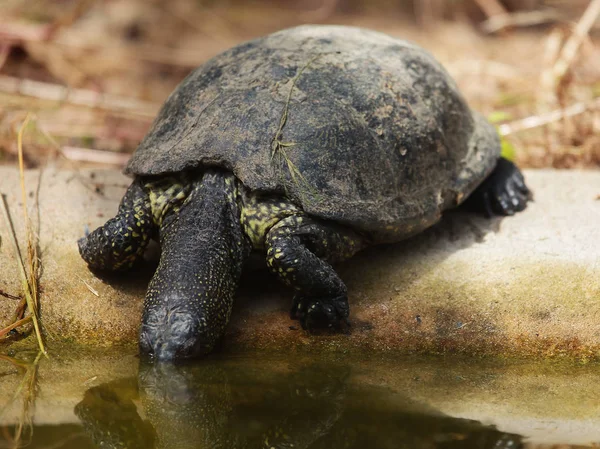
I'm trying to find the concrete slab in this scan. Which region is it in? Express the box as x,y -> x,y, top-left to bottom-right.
0,166 -> 598,358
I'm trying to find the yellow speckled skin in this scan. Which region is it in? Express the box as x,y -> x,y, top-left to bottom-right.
240,195 -> 301,249
80,169 -> 366,360
78,181 -> 154,271
79,157 -> 529,360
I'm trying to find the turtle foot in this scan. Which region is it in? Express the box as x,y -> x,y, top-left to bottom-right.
290,294 -> 350,332
466,157 -> 531,217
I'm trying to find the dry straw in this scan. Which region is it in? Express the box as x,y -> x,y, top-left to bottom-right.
0,114 -> 46,355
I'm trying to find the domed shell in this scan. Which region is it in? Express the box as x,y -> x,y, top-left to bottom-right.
126,25 -> 500,242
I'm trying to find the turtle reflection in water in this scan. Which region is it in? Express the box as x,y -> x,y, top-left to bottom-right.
74,362 -> 523,449
78,25 -> 531,361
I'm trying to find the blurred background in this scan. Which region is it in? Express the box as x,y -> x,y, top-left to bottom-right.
1,0 -> 599,170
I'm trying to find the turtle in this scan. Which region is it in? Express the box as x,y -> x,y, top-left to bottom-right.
78,25 -> 530,361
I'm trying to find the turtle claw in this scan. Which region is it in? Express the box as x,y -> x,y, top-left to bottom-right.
291,295 -> 350,331
467,158 -> 531,217
488,163 -> 530,216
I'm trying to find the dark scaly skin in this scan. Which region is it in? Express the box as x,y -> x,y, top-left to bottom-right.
79,170 -> 363,360
265,216 -> 365,329
78,180 -> 154,271
139,171 -> 250,361
79,158 -> 529,360
465,158 -> 531,217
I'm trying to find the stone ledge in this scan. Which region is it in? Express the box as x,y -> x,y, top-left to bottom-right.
0,167 -> 599,358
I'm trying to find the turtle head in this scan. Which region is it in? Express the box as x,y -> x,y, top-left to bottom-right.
140,302 -> 217,361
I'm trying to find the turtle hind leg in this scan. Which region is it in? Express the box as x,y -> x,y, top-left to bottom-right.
78,180 -> 155,271
264,215 -> 365,331
464,157 -> 531,217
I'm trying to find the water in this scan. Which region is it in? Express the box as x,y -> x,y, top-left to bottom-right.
1,349 -> 598,448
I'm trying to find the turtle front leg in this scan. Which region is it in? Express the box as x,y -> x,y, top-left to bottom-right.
79,180 -> 155,271
465,157 -> 531,217
265,216 -> 366,330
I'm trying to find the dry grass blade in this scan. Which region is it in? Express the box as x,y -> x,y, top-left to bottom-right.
18,115 -> 46,355
17,116 -> 39,304
270,54 -> 323,200
498,97 -> 600,135
0,196 -> 45,356
77,276 -> 99,297
0,114 -> 47,355
271,54 -> 322,159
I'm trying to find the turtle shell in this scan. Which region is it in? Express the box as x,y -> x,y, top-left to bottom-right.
126,25 -> 500,243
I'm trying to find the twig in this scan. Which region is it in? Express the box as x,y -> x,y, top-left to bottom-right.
473,0 -> 508,19
498,97 -> 600,135
0,316 -> 32,338
0,75 -> 159,118
0,290 -> 20,300
481,8 -> 561,34
552,0 -> 600,83
61,146 -> 130,166
12,296 -> 27,323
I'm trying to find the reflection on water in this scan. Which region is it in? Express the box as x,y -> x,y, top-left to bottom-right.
67,360 -> 522,449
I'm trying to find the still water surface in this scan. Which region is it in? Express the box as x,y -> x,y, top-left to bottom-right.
1,350 -> 597,448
